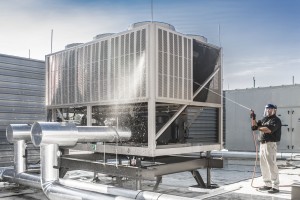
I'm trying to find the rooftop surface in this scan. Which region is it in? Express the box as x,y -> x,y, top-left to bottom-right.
0,158 -> 298,199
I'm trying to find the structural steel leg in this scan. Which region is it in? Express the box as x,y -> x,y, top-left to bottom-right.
207,151 -> 211,188
153,176 -> 162,191
116,177 -> 123,187
136,178 -> 142,190
191,170 -> 206,188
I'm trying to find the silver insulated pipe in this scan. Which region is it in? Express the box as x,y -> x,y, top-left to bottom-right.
2,122 -> 202,200
31,122 -> 131,147
1,169 -> 41,189
2,124 -> 41,188
40,144 -> 132,200
31,122 -> 133,199
6,124 -> 32,143
207,150 -> 300,160
3,123 -> 133,200
6,124 -> 32,174
59,178 -> 204,200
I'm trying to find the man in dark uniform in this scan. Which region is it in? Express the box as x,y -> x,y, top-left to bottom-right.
251,104 -> 281,193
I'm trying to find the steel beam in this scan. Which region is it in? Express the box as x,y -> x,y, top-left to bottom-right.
59,156 -> 222,181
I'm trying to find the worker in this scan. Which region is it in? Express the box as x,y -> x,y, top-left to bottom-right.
250,104 -> 281,193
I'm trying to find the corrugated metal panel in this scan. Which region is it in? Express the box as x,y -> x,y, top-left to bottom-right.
47,27 -> 148,106
186,107 -> 219,143
225,85 -> 300,152
0,54 -> 45,166
157,28 -> 193,101
0,143 -> 39,167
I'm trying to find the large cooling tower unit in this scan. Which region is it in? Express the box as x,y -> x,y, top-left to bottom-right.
45,21 -> 222,157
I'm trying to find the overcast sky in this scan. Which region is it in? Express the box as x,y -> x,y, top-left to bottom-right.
1,0 -> 299,90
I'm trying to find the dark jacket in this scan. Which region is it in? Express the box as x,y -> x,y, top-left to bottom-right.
259,115 -> 282,142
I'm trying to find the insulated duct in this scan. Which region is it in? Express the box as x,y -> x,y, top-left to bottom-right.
59,178 -> 203,200
6,124 -> 32,174
32,122 -> 196,200
6,124 -> 32,143
1,169 -> 41,189
206,150 -> 300,160
40,143 -> 132,200
2,123 -> 134,200
2,122 -> 201,200
31,122 -> 131,147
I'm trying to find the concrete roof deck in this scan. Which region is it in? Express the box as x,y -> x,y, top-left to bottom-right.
0,158 -> 298,199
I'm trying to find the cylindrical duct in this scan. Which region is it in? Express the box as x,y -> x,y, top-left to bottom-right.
207,150 -> 300,160
14,140 -> 26,174
31,122 -> 78,146
46,184 -> 133,200
6,124 -> 31,143
2,169 -> 41,189
39,144 -> 134,200
31,122 -> 132,147
59,179 -> 200,200
41,144 -> 59,183
77,126 -> 131,143
60,179 -> 139,199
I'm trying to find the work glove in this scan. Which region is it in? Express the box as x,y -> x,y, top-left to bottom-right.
257,120 -> 262,126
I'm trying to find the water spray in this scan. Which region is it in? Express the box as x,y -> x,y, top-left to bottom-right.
194,82 -> 252,111
194,82 -> 264,188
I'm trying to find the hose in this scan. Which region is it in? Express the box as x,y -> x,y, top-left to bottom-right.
250,130 -> 259,188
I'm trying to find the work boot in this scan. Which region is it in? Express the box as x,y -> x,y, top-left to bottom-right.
268,188 -> 279,193
257,186 -> 272,191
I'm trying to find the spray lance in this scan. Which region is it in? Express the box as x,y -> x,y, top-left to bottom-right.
250,110 -> 262,131
194,83 -> 293,188
250,110 -> 256,125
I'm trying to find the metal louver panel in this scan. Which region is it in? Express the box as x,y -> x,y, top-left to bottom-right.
0,54 -> 45,139
186,107 -> 219,143
157,28 -> 192,102
47,27 -> 148,106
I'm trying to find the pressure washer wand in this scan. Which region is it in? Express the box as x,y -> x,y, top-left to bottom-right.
194,81 -> 252,111
250,110 -> 256,126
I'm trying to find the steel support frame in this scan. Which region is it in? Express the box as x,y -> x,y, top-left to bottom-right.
58,153 -> 223,182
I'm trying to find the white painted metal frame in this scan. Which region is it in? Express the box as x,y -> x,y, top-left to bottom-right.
46,22 -> 222,157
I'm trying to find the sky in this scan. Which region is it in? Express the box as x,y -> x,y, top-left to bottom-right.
0,0 -> 299,90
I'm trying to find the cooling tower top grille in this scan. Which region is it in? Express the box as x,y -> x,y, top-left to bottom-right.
186,34 -> 208,43
93,33 -> 115,40
65,43 -> 84,49
128,21 -> 175,31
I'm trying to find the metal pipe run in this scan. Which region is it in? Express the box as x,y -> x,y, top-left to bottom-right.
31,122 -> 131,147
46,183 -> 133,200
6,124 -> 32,143
1,168 -> 132,200
40,143 -> 133,200
1,169 -> 41,189
77,126 -> 131,143
3,122 -> 202,200
34,124 -> 133,199
7,124 -> 32,174
207,150 -> 300,160
59,178 -> 199,200
4,123 -> 133,200
14,140 -> 26,174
